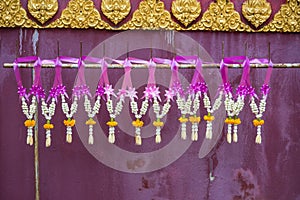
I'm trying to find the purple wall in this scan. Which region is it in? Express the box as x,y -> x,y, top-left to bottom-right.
1,1 -> 300,200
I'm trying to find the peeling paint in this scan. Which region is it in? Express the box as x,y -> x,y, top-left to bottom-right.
32,29 -> 39,55
19,28 -> 23,56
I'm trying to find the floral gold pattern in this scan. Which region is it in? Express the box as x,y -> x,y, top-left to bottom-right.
0,0 -> 299,32
262,0 -> 300,32
120,0 -> 178,30
101,0 -> 131,25
171,0 -> 201,27
47,0 -> 109,29
242,0 -> 272,28
28,0 -> 58,24
0,0 -> 38,28
190,0 -> 251,31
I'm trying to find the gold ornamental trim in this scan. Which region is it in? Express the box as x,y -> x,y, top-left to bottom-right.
242,0 -> 272,28
0,0 -> 299,32
120,0 -> 178,30
171,0 -> 201,27
28,0 -> 59,24
262,0 -> 300,32
190,0 -> 251,31
46,0 -> 110,29
101,0 -> 131,25
0,0 -> 39,28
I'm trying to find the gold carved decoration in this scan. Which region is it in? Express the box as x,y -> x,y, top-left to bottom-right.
28,0 -> 58,24
101,0 -> 131,25
171,0 -> 201,27
0,0 -> 299,32
47,0 -> 109,29
190,0 -> 251,31
242,0 -> 272,28
0,0 -> 38,28
262,0 -> 300,32
120,0 -> 178,30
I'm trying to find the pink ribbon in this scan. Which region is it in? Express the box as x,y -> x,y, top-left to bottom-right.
249,58 -> 273,96
220,56 -> 250,95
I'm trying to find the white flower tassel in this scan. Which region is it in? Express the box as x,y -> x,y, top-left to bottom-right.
66,126 -> 72,143
227,124 -> 232,144
26,127 -> 34,146
45,130 -> 51,148
180,122 -> 187,140
155,127 -> 162,144
191,123 -> 198,141
108,127 -> 115,144
255,126 -> 262,144
88,124 -> 94,145
135,128 -> 142,145
233,124 -> 238,143
205,122 -> 213,140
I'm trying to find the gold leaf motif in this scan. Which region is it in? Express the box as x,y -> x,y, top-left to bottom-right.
28,0 -> 58,24
101,0 -> 131,25
120,0 -> 178,30
262,0 -> 300,32
171,0 -> 201,27
0,0 -> 38,28
190,0 -> 251,32
242,0 -> 272,28
47,0 -> 109,29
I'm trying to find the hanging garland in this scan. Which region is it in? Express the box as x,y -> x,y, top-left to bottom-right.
13,56 -> 272,147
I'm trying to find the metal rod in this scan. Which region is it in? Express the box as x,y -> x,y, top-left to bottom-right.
4,62 -> 300,68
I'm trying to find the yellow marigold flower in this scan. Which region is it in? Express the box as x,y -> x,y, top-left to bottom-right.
132,119 -> 144,127
233,118 -> 241,125
253,119 -> 264,127
24,120 -> 35,127
189,116 -> 201,123
225,118 -> 234,124
86,118 -> 96,125
178,117 -> 188,123
64,119 -> 76,127
43,123 -> 54,129
106,120 -> 118,127
153,120 -> 164,127
204,115 -> 215,121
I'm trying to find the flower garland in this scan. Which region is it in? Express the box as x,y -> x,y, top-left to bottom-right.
248,59 -> 273,144
14,56 -> 43,146
40,58 -> 65,147
152,88 -> 173,143
59,57 -> 87,143
220,56 -> 250,143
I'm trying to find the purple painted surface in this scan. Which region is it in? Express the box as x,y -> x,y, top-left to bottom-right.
1,1 -> 300,199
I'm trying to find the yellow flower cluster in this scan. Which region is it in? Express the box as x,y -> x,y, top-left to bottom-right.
178,116 -> 188,123
86,118 -> 96,125
132,119 -> 144,127
24,119 -> 35,127
153,120 -> 164,127
225,117 -> 241,125
106,120 -> 118,127
64,118 -> 76,127
253,119 -> 264,127
204,115 -> 215,121
189,116 -> 201,123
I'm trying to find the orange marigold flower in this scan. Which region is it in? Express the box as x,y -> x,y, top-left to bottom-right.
225,118 -> 234,124
24,120 -> 36,127
64,119 -> 76,127
233,118 -> 241,125
253,119 -> 264,126
43,123 -> 54,129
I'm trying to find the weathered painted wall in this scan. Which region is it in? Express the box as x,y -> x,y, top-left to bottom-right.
1,1 -> 300,200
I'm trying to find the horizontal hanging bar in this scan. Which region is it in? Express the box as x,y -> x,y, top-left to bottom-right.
3,62 -> 300,68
